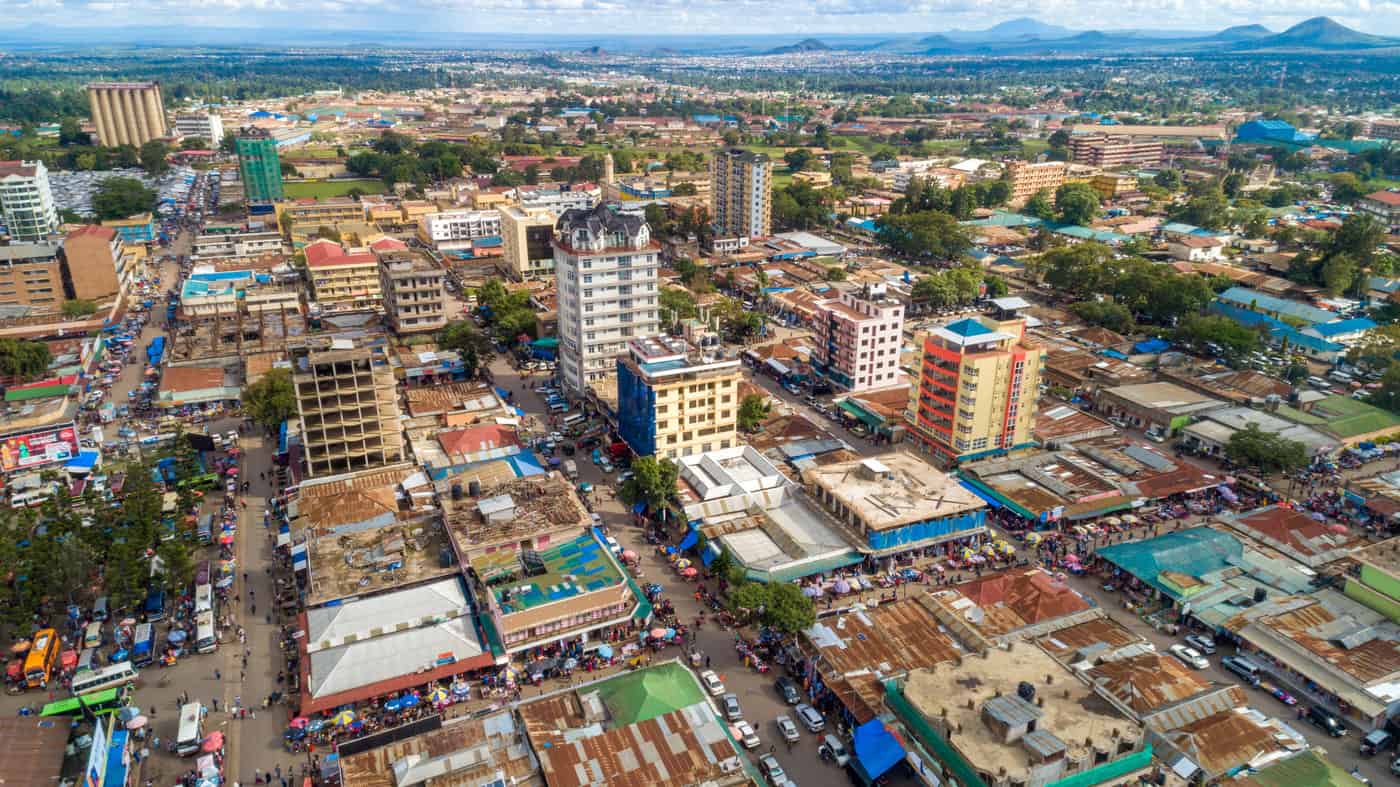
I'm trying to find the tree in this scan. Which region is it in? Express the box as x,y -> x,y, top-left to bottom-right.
1070,301 -> 1135,333
1171,185 -> 1232,230
1153,169 -> 1182,190
658,287 -> 697,327
1054,182 -> 1101,226
439,320 -> 494,378
671,182 -> 698,196
1348,324 -> 1400,371
727,580 -> 815,634
1329,214 -> 1385,267
180,136 -> 209,151
875,210 -> 971,260
1371,362 -> 1400,414
783,149 -> 813,172
1329,172 -> 1366,204
737,394 -> 770,432
1024,189 -> 1056,221
618,456 -> 679,511
824,265 -> 847,282
138,139 -> 170,175
59,116 -> 89,146
242,368 -> 297,429
983,275 -> 1009,299
92,177 -> 157,221
1037,242 -> 1114,298
0,338 -> 52,380
1320,253 -> 1359,297
1226,423 -> 1307,474
61,299 -> 97,318
157,538 -> 195,597
1174,315 -> 1260,360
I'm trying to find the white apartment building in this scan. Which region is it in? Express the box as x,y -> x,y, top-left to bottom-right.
417,210 -> 502,251
193,229 -> 284,258
710,148 -> 772,239
174,112 -> 225,148
812,283 -> 906,393
554,204 -> 660,395
0,160 -> 59,243
517,185 -> 600,217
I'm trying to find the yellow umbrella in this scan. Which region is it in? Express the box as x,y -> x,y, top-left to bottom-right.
332,710 -> 356,726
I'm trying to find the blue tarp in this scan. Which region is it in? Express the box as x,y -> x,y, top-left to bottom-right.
633,502 -> 647,514
103,728 -> 129,787
851,720 -> 904,783
65,451 -> 100,472
1134,338 -> 1170,354
678,528 -> 700,551
701,541 -> 721,567
959,480 -> 1002,509
508,452 -> 547,478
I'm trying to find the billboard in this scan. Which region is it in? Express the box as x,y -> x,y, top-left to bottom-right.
84,715 -> 108,787
0,425 -> 78,473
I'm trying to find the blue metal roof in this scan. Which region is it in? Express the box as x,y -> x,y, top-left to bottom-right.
944,318 -> 993,337
1309,318 -> 1376,338
1215,287 -> 1335,325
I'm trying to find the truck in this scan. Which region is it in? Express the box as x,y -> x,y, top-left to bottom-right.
131,623 -> 155,668
564,460 -> 579,481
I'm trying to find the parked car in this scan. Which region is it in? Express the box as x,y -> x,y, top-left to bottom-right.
1170,644 -> 1208,670
1362,729 -> 1394,757
1221,655 -> 1261,687
699,670 -> 725,696
775,677 -> 801,704
721,693 -> 742,721
776,715 -> 800,744
758,754 -> 786,786
795,703 -> 825,732
819,734 -> 850,766
1307,706 -> 1347,737
1269,687 -> 1298,706
734,720 -> 760,749
1184,634 -> 1216,655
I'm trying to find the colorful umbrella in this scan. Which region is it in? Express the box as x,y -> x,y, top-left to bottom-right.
332,710 -> 356,726
399,693 -> 419,709
960,547 -> 976,561
681,567 -> 698,577
219,534 -> 234,545
289,717 -> 310,729
9,640 -> 31,654
674,558 -> 692,569
650,627 -> 668,639
621,550 -> 638,561
833,579 -> 851,594
307,719 -> 325,732
226,468 -> 238,476
201,732 -> 224,753
125,715 -> 148,730
597,644 -> 613,659
428,687 -> 449,705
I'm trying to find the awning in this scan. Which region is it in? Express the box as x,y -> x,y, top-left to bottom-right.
959,480 -> 1002,509
701,541 -> 721,567
851,720 -> 905,783
1064,494 -> 1135,521
678,528 -> 700,552
839,399 -> 884,429
766,358 -> 791,376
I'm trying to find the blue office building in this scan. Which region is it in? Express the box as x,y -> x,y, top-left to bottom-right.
615,335 -> 741,460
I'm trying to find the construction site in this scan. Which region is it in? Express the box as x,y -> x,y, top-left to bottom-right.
442,472 -> 594,575
168,298 -> 307,363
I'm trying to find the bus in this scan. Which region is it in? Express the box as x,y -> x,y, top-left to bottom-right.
177,473 -> 219,491
71,662 -> 138,697
176,702 -> 205,756
194,583 -> 214,616
40,686 -> 129,718
195,611 -> 217,654
24,628 -> 60,688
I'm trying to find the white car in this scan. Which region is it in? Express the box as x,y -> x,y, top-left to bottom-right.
776,715 -> 800,744
700,670 -> 725,696
734,720 -> 760,749
1170,644 -> 1209,670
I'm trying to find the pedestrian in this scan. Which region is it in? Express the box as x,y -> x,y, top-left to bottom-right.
276,765 -> 282,780
215,669 -> 222,681
212,698 -> 219,712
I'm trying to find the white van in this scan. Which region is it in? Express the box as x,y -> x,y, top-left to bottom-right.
194,583 -> 214,615
195,611 -> 217,654
10,487 -> 53,509
176,702 -> 205,756
71,661 -> 138,696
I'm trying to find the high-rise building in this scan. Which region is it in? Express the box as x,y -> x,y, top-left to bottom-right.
1005,160 -> 1067,206
710,148 -> 772,238
60,225 -> 128,301
1068,134 -> 1164,168
86,82 -> 168,148
811,283 -> 905,393
291,344 -> 405,477
554,204 -> 660,395
0,160 -> 59,242
908,299 -> 1044,463
616,335 -> 742,460
236,127 -> 284,203
499,205 -> 556,281
376,246 -> 447,335
174,113 -> 224,148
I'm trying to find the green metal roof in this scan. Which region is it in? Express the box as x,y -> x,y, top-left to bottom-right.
1095,527 -> 1243,600
747,550 -> 864,584
1239,749 -> 1365,787
1048,746 -> 1153,787
5,384 -> 70,402
589,661 -> 705,726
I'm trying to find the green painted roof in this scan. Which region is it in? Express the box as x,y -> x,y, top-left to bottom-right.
1238,749 -> 1365,787
1308,395 -> 1400,440
5,384 -> 70,402
1095,527 -> 1243,600
589,661 -> 705,726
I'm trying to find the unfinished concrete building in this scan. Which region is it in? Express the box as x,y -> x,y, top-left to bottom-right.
292,345 -> 405,477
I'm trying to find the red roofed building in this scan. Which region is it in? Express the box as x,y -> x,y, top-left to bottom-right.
1362,190 -> 1400,232
437,423 -> 520,464
303,239 -> 382,312
935,566 -> 1092,641
1218,504 -> 1363,568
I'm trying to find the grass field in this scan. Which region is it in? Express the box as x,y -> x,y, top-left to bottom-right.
282,179 -> 386,199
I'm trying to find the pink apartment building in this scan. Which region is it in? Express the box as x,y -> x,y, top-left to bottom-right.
812,283 -> 906,393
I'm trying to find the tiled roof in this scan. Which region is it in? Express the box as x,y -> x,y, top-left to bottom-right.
1366,191 -> 1400,207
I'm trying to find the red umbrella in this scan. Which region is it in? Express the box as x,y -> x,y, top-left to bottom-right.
226,467 -> 239,476
201,731 -> 224,752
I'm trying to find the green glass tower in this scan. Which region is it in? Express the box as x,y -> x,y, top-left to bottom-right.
236,127 -> 284,202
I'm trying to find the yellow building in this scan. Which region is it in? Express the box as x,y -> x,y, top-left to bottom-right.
908,300 -> 1044,463
1005,161 -> 1067,206
399,200 -> 441,223
499,205 -> 556,282
304,239 -> 382,313
471,191 -> 513,210
792,170 -> 833,188
86,82 -> 167,148
363,202 -> 400,223
277,199 -> 365,247
1090,173 -> 1139,200
616,335 -> 743,460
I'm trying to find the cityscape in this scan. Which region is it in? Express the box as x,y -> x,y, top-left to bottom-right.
6,9 -> 1400,787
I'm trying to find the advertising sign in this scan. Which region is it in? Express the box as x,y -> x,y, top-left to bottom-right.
0,426 -> 78,472
84,715 -> 108,787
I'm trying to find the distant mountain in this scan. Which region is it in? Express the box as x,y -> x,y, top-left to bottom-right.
945,17 -> 1076,41
1212,24 -> 1272,40
579,45 -> 607,56
767,37 -> 831,54
1239,16 -> 1393,49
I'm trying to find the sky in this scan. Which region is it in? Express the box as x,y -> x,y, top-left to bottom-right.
4,0 -> 1396,37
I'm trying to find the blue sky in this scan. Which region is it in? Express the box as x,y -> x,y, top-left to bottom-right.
8,0 -> 1394,37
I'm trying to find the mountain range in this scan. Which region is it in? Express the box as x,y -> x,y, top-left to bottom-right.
0,16 -> 1392,54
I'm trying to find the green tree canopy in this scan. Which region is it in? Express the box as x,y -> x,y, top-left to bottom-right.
1226,423 -> 1307,474
1054,182 -> 1101,226
0,338 -> 52,380
1069,301 -> 1135,333
1174,314 -> 1260,360
876,210 -> 971,260
738,394 -> 770,432
138,139 -> 170,175
92,177 -> 157,221
439,320 -> 494,378
618,456 -> 679,511
242,367 -> 297,429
